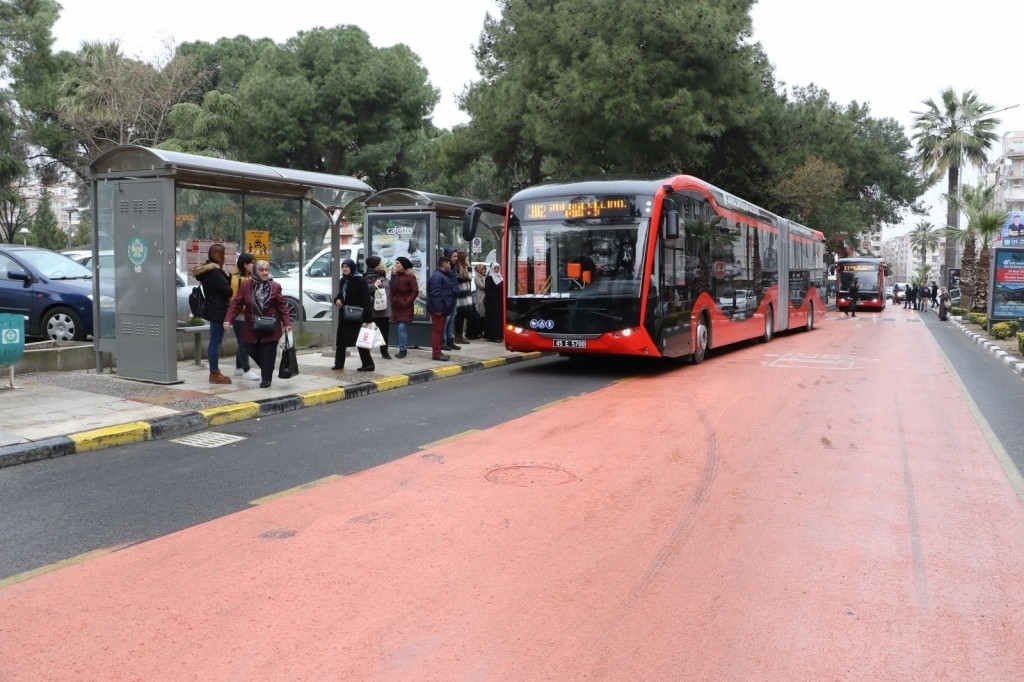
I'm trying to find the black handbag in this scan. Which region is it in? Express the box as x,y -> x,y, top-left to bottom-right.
253,315 -> 278,334
278,331 -> 298,379
342,305 -> 364,322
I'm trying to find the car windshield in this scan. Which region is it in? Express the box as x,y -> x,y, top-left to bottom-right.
18,249 -> 92,279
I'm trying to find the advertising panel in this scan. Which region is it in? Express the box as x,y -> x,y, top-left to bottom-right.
989,248 -> 1024,320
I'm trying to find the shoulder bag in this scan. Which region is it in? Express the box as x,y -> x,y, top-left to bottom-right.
342,305 -> 364,322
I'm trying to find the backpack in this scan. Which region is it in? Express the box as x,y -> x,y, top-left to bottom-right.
188,283 -> 208,319
373,282 -> 388,311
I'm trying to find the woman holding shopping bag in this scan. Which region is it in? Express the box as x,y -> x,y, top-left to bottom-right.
223,260 -> 293,388
332,258 -> 375,372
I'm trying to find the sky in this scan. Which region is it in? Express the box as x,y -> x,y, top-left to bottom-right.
50,0 -> 1024,237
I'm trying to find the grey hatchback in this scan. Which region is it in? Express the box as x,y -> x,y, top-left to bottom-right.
0,245 -> 101,341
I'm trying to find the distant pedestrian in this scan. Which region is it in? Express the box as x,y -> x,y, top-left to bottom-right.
389,256 -> 419,359
930,281 -> 939,309
191,243 -> 234,385
845,279 -> 859,317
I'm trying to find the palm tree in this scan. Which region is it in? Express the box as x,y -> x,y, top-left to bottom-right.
943,202 -> 1009,311
908,220 -> 939,272
912,88 -> 1001,282
942,184 -> 998,309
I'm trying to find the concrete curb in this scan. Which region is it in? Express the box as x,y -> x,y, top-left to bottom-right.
950,319 -> 1024,377
0,351 -> 545,469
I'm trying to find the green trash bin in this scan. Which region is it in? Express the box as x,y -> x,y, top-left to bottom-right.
0,314 -> 26,368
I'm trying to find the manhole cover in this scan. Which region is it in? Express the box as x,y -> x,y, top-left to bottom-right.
169,432 -> 247,448
485,464 -> 578,487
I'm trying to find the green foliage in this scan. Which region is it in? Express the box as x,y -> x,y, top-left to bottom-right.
990,322 -> 1014,340
912,89 -> 1001,275
968,311 -> 988,327
1018,331 -> 1024,356
30,190 -> 66,250
950,305 -> 966,317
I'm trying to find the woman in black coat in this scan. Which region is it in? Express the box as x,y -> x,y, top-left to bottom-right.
190,243 -> 234,384
483,262 -> 504,342
332,258 -> 375,372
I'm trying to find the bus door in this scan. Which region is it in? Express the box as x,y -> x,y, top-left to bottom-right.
774,219 -> 792,330
658,207 -> 693,358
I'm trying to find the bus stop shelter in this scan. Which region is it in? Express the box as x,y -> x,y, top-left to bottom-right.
361,188 -> 503,348
88,146 -> 372,383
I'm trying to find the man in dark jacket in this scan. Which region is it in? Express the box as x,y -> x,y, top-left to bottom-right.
441,247 -> 461,351
427,256 -> 456,361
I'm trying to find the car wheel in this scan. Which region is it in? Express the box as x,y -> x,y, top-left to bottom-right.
759,306 -> 774,343
689,311 -> 709,364
43,306 -> 85,342
284,296 -> 304,322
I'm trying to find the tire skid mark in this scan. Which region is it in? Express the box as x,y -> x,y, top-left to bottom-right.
592,408 -> 719,650
893,406 -> 930,612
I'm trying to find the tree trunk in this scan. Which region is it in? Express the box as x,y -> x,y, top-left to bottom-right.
943,166 -> 959,286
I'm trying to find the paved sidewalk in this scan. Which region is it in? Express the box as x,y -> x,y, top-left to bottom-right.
0,339 -> 538,468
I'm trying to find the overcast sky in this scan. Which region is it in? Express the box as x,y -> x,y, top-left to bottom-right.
51,0 -> 1023,236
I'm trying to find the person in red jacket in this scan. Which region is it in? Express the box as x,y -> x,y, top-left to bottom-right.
223,260 -> 293,388
389,256 -> 419,359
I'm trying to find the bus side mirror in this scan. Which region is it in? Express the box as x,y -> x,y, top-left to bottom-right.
664,207 -> 679,240
463,206 -> 482,242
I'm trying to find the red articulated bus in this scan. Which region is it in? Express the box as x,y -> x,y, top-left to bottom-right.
462,175 -> 826,363
835,257 -> 887,313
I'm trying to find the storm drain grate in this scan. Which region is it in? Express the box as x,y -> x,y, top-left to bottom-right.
169,432 -> 247,448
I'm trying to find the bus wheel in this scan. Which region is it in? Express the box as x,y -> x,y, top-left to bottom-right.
805,303 -> 815,332
690,313 -> 709,364
759,306 -> 774,343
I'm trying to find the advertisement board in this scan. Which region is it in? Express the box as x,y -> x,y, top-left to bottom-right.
988,248 -> 1024,321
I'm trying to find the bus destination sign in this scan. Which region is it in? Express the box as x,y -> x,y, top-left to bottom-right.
842,264 -> 876,271
524,196 -> 631,221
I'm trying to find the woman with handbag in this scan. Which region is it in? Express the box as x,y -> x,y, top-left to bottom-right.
223,260 -> 293,388
332,258 -> 375,372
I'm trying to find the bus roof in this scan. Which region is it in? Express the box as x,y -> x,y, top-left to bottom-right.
509,175 -> 824,242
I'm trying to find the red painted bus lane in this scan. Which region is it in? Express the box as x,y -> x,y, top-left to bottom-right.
1,311 -> 1023,680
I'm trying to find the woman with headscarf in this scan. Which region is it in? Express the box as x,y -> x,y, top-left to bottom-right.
229,253 -> 259,381
191,243 -> 234,384
223,259 -> 293,388
483,262 -> 504,342
332,258 -> 375,372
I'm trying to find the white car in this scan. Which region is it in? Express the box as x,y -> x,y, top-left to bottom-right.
274,274 -> 333,322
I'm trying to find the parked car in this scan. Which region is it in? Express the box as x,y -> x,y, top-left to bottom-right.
303,243 -> 366,290
0,244 -> 112,342
885,285 -> 894,300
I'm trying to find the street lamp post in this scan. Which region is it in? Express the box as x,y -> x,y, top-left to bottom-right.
65,206 -> 77,250
17,227 -> 30,245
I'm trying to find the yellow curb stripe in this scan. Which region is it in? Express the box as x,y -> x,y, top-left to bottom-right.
419,429 -> 481,450
431,365 -> 463,379
480,357 -> 507,369
199,402 -> 260,426
69,421 -> 152,452
249,475 -> 343,506
373,375 -> 409,391
532,395 -> 578,411
519,351 -> 545,361
298,387 -> 346,406
0,546 -> 126,589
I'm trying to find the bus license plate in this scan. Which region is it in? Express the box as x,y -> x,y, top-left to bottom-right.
553,339 -> 587,349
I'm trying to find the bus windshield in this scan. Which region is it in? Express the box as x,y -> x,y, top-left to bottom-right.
508,219 -> 649,298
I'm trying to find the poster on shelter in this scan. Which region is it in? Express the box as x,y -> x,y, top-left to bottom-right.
990,248 -> 1024,320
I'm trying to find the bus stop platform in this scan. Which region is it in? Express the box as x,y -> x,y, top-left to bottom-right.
0,339 -> 536,468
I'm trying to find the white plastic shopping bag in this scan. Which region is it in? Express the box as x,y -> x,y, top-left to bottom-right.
355,324 -> 376,349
